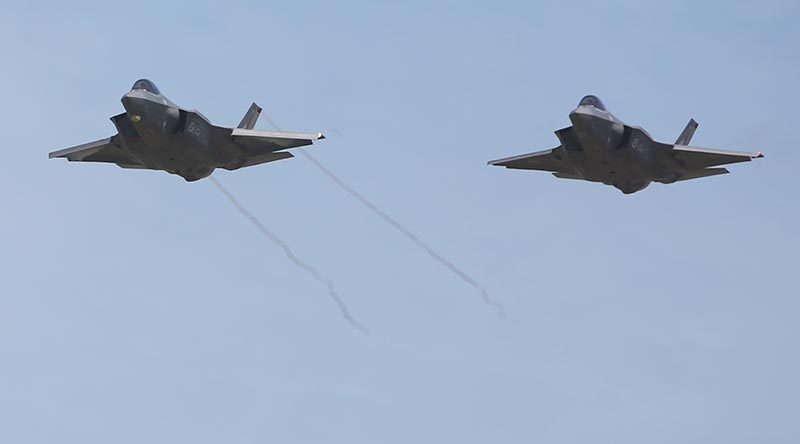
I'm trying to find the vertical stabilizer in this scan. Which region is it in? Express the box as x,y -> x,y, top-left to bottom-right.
675,118 -> 698,145
237,103 -> 262,130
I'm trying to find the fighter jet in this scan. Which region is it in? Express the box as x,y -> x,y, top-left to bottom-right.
49,79 -> 324,181
489,95 -> 763,194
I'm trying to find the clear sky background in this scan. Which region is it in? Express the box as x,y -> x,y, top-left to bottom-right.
1,1 -> 798,442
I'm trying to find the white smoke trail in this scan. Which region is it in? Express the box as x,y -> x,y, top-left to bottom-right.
209,176 -> 370,334
262,115 -> 505,318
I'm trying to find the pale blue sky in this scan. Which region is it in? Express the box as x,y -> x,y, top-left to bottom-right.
1,1 -> 798,442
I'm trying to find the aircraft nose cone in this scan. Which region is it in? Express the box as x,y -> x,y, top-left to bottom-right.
569,107 -> 595,125
121,94 -> 149,122
121,94 -> 146,109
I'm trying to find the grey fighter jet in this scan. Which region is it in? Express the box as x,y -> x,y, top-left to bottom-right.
489,95 -> 763,194
49,79 -> 324,181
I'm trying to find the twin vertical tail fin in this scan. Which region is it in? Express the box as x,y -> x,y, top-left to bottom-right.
675,118 -> 698,145
237,102 -> 262,130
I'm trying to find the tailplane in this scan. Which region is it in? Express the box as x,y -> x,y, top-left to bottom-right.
677,167 -> 729,182
675,118 -> 698,145
237,102 -> 262,130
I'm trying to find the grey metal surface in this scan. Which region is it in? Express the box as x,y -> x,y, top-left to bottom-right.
237,102 -> 262,130
489,95 -> 764,194
49,79 -> 324,181
675,118 -> 698,145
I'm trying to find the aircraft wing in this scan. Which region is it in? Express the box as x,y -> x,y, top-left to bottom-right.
488,146 -> 578,175
49,136 -> 143,168
230,128 -> 325,153
671,145 -> 764,169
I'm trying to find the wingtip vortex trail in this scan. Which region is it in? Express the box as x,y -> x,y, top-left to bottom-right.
262,114 -> 505,317
209,176 -> 370,335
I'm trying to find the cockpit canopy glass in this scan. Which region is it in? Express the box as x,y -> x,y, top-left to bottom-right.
131,79 -> 160,94
578,95 -> 606,111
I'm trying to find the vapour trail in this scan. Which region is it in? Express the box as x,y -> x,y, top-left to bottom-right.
209,176 -> 370,335
261,115 -> 505,318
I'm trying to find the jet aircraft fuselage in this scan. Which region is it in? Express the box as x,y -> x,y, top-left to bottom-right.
50,79 -> 324,181
118,80 -> 221,180
563,98 -> 656,193
490,95 -> 763,194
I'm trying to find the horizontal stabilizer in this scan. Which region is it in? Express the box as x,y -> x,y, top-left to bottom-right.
222,151 -> 294,170
237,103 -> 262,130
676,118 -> 698,145
677,167 -> 729,181
552,171 -> 583,180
